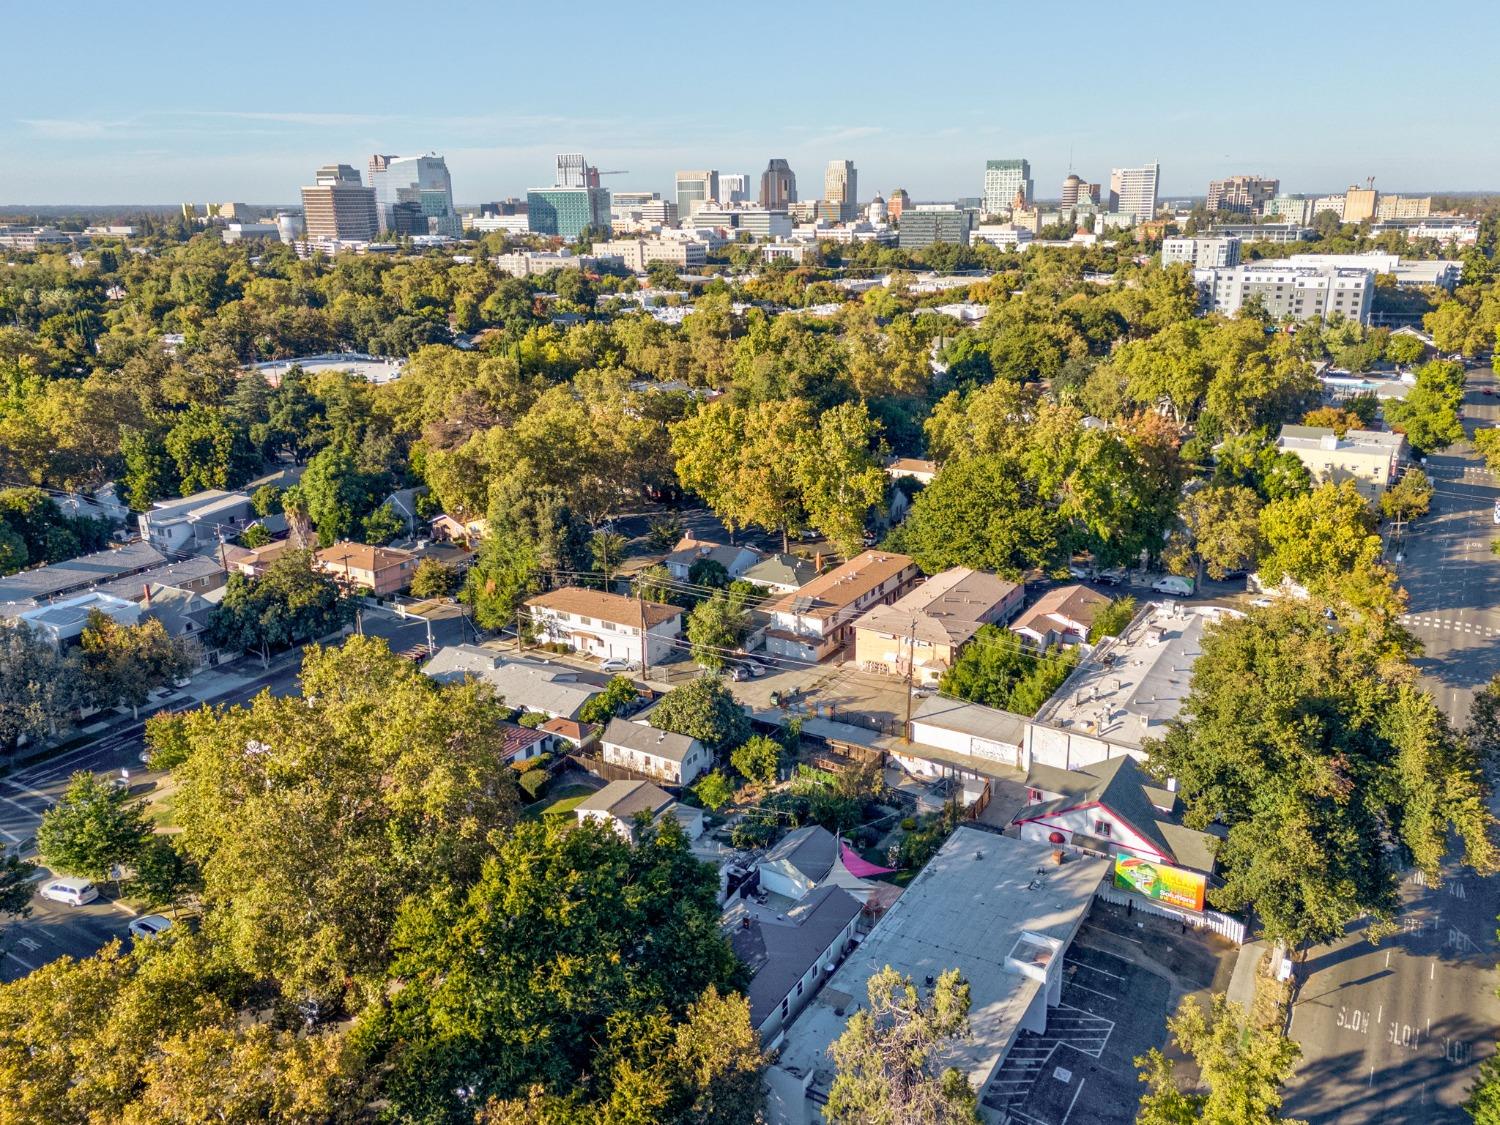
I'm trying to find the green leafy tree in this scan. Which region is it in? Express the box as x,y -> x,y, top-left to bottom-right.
647,514 -> 685,552
687,590 -> 751,670
1170,485 -> 1264,582
650,674 -> 751,751
36,771 -> 154,885
356,816 -> 742,1121
826,966 -> 979,1125
0,619 -> 83,754
237,523 -> 272,549
590,529 -> 629,585
891,454 -> 1058,578
1148,602 -> 1495,949
0,525 -> 26,575
1088,596 -> 1138,643
793,402 -> 888,556
128,836 -> 199,915
694,769 -> 735,812
171,637 -> 521,1004
208,550 -> 354,666
939,625 -> 1077,716
462,532 -> 543,632
300,447 -> 383,547
1468,1050 -> 1500,1124
0,849 -> 37,940
79,610 -> 192,718
1380,467 -> 1433,523
688,557 -> 729,590
1136,995 -> 1303,1125
408,557 -> 458,599
1383,333 -> 1426,366
361,502 -> 406,546
251,483 -> 283,516
731,735 -> 781,788
1384,359 -> 1466,454
578,675 -> 640,725
163,404 -> 260,493
1258,480 -> 1378,589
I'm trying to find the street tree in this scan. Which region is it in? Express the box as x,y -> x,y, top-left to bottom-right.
208,550 -> 354,666
793,402 -> 888,556
1258,481 -> 1379,590
1135,995 -> 1302,1125
0,619 -> 84,754
650,674 -> 751,751
169,637 -> 521,1004
1148,603 -> 1495,949
686,591 -> 751,670
825,966 -> 980,1125
36,771 -> 154,885
408,557 -> 457,599
1170,485 -> 1263,582
0,849 -> 37,940
1384,360 -> 1466,454
579,675 -> 642,725
78,610 -> 192,718
1380,467 -> 1433,523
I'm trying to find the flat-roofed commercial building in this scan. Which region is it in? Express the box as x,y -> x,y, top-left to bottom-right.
300,164 -> 378,242
526,187 -> 611,239
1193,263 -> 1375,323
1275,425 -> 1406,501
1162,235 -> 1241,267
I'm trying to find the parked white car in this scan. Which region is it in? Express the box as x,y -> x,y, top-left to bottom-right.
128,914 -> 174,940
39,876 -> 98,907
1151,575 -> 1195,597
600,657 -> 639,674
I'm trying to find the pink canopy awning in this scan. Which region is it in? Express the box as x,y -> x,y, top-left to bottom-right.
841,840 -> 897,878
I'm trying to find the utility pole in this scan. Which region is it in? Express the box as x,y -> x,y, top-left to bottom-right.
515,608 -> 524,652
902,613 -> 918,744
638,579 -> 651,680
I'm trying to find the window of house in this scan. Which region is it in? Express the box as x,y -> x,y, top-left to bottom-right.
797,980 -> 804,995
781,998 -> 789,1018
1093,820 -> 1112,837
1027,788 -> 1042,803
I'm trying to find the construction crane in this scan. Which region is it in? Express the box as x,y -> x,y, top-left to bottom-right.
594,170 -> 630,176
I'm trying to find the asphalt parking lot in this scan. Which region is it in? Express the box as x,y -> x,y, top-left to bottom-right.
983,904 -> 1237,1125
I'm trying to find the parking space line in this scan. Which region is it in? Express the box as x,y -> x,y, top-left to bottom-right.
1060,1078 -> 1087,1125
3,949 -> 38,973
1066,957 -> 1126,981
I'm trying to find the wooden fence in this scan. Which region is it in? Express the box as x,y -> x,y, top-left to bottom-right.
1093,882 -> 1248,945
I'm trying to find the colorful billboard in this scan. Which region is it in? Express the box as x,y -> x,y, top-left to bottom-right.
1113,853 -> 1206,912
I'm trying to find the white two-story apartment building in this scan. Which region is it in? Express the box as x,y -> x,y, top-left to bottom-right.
524,586 -> 684,667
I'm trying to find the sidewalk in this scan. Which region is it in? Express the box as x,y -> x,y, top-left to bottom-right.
1226,937 -> 1269,1015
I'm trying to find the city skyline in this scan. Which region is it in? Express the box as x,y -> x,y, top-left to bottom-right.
4,1 -> 1500,204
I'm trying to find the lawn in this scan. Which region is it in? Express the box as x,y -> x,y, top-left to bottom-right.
524,784 -> 600,821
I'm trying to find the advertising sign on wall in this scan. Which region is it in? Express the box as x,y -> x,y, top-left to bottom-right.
1113,853 -> 1206,912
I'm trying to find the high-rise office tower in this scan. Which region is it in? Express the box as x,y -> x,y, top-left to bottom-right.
823,159 -> 858,222
1109,163 -> 1160,219
759,159 -> 798,208
368,153 -> 459,236
983,159 -> 1033,215
1206,175 -> 1279,215
675,170 -> 719,220
300,164 -> 378,241
554,153 -> 601,189
719,173 -> 750,203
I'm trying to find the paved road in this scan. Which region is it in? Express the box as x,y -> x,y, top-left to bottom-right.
1283,854 -> 1500,1124
1284,363 -> 1500,1122
1392,365 -> 1500,725
0,601 -> 472,983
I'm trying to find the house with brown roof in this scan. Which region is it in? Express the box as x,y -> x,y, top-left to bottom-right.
314,541 -> 419,596
851,567 -> 1023,683
764,551 -> 920,662
524,586 -> 684,667
232,539 -> 300,578
1009,584 -> 1111,649
885,457 -> 938,485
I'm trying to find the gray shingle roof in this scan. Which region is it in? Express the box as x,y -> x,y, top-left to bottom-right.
575,779 -> 674,820
763,824 -> 838,882
0,541 -> 168,604
602,717 -> 701,763
732,885 -> 862,1029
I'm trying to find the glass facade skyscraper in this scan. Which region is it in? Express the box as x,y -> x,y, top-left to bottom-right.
368,154 -> 458,236
526,187 -> 612,239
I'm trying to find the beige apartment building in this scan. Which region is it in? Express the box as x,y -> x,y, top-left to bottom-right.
1275,425 -> 1406,501
851,567 -> 1023,683
765,551 -> 920,662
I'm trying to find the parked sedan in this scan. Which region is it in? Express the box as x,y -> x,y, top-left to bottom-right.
600,657 -> 639,674
128,914 -> 174,941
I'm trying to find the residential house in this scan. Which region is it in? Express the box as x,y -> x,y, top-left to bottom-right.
851,567 -> 1023,683
574,779 -> 704,842
138,489 -> 254,554
138,582 -> 227,667
758,824 -> 838,900
314,541 -> 419,596
729,885 -> 862,1040
380,486 -> 428,535
741,553 -> 819,595
499,721 -> 552,764
600,717 -> 711,785
1012,755 -> 1219,886
231,539 -> 301,578
764,551 -> 920,662
421,645 -> 603,721
0,541 -> 168,608
663,537 -> 762,582
18,591 -> 142,647
1009,584 -> 1110,649
885,457 -> 938,485
429,513 -> 488,544
525,586 -> 684,667
539,716 -> 599,751
94,555 -> 227,601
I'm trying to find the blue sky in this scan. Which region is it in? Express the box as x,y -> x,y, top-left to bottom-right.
3,0 -> 1497,205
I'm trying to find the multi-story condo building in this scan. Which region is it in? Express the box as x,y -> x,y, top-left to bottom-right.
1206,175 -> 1279,215
368,153 -> 458,236
1108,163 -> 1160,219
691,204 -> 792,239
765,551 -> 921,662
1060,173 -> 1101,209
1375,195 -> 1433,220
299,164 -> 378,242
1193,263 -> 1375,323
897,207 -> 971,249
591,237 -> 707,273
759,159 -> 798,208
823,160 -> 858,222
1162,235 -> 1242,267
526,188 -> 611,239
674,170 -> 719,221
1275,426 -> 1406,502
1342,184 -> 1378,223
1263,194 -> 1317,224
719,173 -> 750,203
1209,223 -> 1316,245
983,159 -> 1033,215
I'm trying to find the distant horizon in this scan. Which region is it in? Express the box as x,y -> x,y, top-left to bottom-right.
5,0 -> 1500,204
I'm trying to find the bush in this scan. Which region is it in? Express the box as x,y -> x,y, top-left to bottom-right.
516,711 -> 546,729
730,816 -> 778,850
900,817 -> 917,832
519,769 -> 549,801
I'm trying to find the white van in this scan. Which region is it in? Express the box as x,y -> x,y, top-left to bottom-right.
39,876 -> 98,907
1151,575 -> 1195,597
